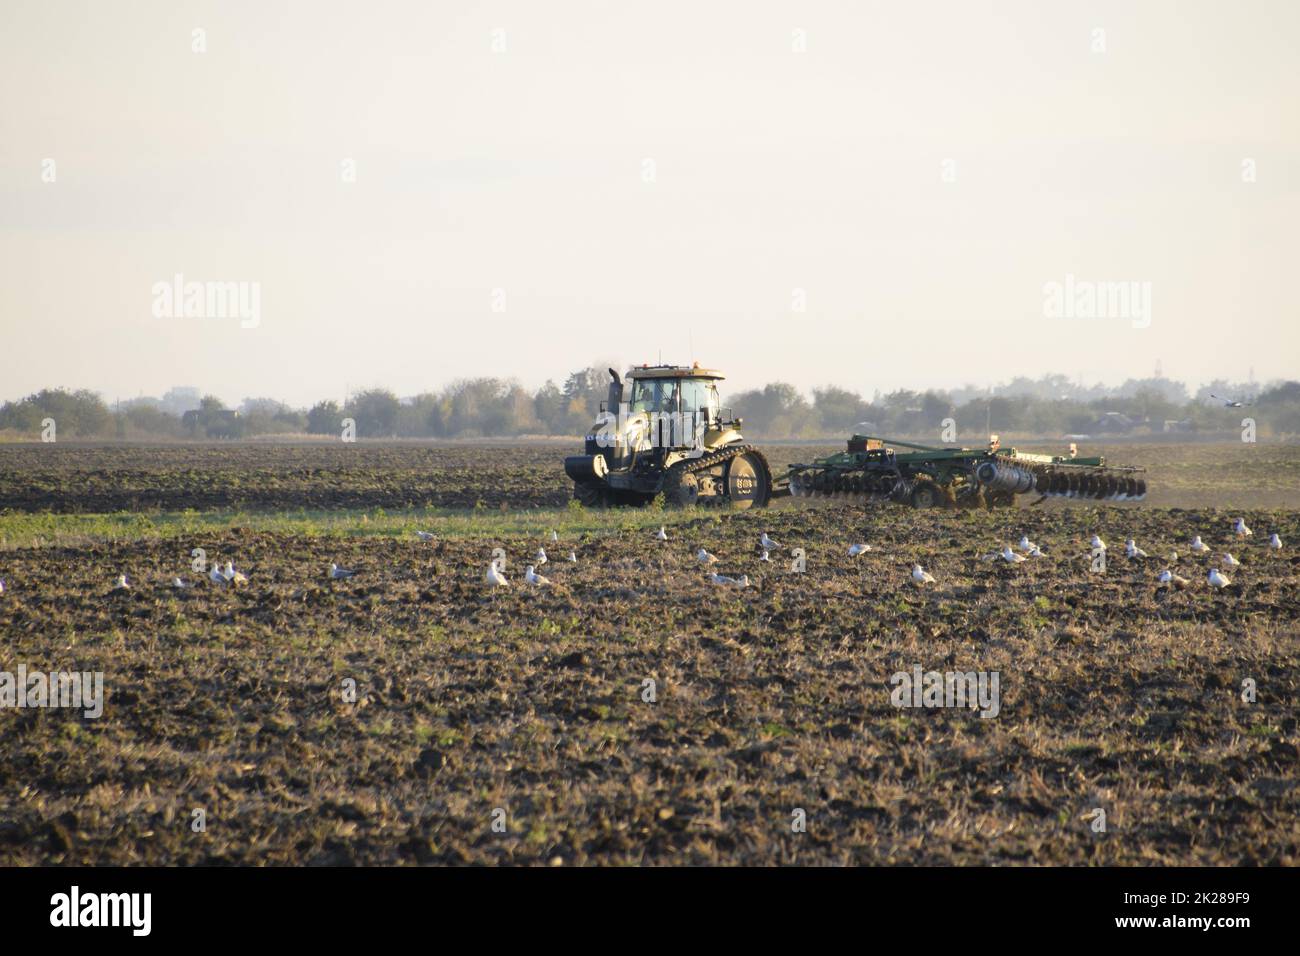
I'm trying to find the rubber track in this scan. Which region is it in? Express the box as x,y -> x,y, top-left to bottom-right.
664,444 -> 774,506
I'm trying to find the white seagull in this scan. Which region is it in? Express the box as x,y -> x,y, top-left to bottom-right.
1158,569 -> 1189,585
1190,535 -> 1209,553
1018,535 -> 1037,552
1026,544 -> 1046,558
1000,547 -> 1026,563
696,548 -> 718,565
1125,539 -> 1148,558
567,551 -> 578,563
550,530 -> 559,542
760,532 -> 780,551
656,526 -> 669,541
113,574 -> 131,591
524,565 -> 550,586
848,543 -> 873,557
172,577 -> 191,589
1233,518 -> 1252,537
209,564 -> 227,586
0,579 -> 5,595
911,564 -> 935,584
329,563 -> 357,579
759,550 -> 771,562
223,561 -> 247,586
1210,394 -> 1252,408
1090,535 -> 1107,551
484,563 -> 509,587
1222,553 -> 1241,568
1207,568 -> 1231,588
710,572 -> 749,588
415,530 -> 436,541
1269,533 -> 1282,549
535,548 -> 548,565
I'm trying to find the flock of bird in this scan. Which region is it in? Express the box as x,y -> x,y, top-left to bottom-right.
0,517 -> 1280,599
474,515 -> 1282,593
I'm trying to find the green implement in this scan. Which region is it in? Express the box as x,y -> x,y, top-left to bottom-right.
776,435 -> 1146,509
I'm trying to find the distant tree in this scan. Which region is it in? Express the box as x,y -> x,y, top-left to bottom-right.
307,400 -> 342,435
345,389 -> 400,438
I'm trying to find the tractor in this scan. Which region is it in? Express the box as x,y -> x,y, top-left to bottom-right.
563,365 -> 774,509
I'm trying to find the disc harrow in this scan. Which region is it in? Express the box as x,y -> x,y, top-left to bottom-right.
777,435 -> 1146,508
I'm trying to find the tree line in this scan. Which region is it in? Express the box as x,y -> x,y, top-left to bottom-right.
2,371 -> 1297,441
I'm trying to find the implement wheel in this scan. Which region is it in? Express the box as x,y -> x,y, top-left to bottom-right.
909,480 -> 943,509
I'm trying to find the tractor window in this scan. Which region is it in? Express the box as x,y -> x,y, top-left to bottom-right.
679,380 -> 722,422
629,379 -> 678,413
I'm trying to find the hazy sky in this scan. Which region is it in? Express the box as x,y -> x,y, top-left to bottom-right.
2,0 -> 1296,407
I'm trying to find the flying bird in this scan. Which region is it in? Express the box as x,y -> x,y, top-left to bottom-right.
524,565 -> 551,586
329,563 -> 357,579
1222,553 -> 1241,568
697,548 -> 718,565
1125,539 -> 1148,558
1210,394 -> 1252,408
656,526 -> 669,541
848,543 -> 873,556
1233,518 -> 1252,537
1190,535 -> 1209,553
1269,533 -> 1282,549
1207,568 -> 1231,588
484,563 -> 509,587
911,564 -> 935,584
760,532 -> 781,551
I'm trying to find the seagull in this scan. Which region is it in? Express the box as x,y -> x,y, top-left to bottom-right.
710,572 -> 749,587
1157,569 -> 1189,585
1125,539 -> 1148,558
567,551 -> 577,563
1269,533 -> 1282,549
550,530 -> 559,542
415,530 -> 436,541
1234,518 -> 1252,537
1000,547 -> 1026,563
172,577 -> 191,589
1026,544 -> 1046,558
485,562 -> 509,587
209,564 -> 227,586
0,579 -> 5,595
113,574 -> 131,591
1090,535 -> 1106,551
848,543 -> 873,556
697,548 -> 718,565
535,548 -> 547,565
759,550 -> 771,562
760,532 -> 780,551
1018,535 -> 1037,552
656,526 -> 669,541
329,563 -> 356,579
1190,535 -> 1209,553
1207,568 -> 1231,588
524,565 -> 551,586
1210,394 -> 1252,408
1222,553 -> 1241,568
223,561 -> 247,586
911,564 -> 935,584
